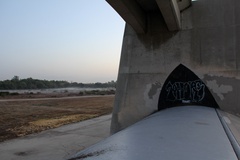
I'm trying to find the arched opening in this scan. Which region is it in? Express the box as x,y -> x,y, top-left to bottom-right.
158,64 -> 219,111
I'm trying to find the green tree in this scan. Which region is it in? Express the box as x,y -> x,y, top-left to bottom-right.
11,76 -> 19,81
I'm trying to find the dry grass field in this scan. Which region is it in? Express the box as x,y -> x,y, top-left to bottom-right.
0,95 -> 114,142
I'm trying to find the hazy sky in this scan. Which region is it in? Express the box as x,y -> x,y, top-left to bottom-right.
0,0 -> 125,83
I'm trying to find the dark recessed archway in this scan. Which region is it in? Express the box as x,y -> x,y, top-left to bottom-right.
158,64 -> 219,111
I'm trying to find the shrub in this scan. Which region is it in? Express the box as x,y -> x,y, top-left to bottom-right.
0,92 -> 10,97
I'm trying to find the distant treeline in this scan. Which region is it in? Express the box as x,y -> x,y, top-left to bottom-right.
0,76 -> 116,90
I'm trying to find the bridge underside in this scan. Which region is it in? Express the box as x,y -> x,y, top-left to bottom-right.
107,0 -> 240,133
106,0 -> 191,33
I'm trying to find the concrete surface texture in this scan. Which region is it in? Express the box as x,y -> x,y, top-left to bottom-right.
106,0 -> 191,33
71,106 -> 238,160
0,114 -> 111,160
110,0 -> 240,133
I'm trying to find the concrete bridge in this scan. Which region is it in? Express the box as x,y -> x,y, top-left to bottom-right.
106,0 -> 240,134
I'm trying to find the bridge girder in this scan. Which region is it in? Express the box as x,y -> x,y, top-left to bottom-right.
106,0 -> 191,33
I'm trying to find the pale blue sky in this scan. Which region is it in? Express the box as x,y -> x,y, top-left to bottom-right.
0,0 -> 125,82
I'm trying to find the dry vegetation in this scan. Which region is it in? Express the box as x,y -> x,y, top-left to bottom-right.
0,96 -> 114,142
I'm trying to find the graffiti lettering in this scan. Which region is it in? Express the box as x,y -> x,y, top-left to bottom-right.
165,80 -> 205,103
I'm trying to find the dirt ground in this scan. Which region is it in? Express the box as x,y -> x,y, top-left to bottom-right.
0,95 -> 114,142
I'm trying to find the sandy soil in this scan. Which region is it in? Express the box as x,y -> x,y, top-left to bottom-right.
0,95 -> 114,142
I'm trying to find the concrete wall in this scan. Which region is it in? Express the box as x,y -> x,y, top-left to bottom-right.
111,0 -> 240,134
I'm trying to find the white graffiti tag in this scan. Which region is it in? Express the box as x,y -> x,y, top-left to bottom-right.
165,80 -> 205,103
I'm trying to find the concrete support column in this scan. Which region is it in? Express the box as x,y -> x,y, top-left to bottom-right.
110,0 -> 240,134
